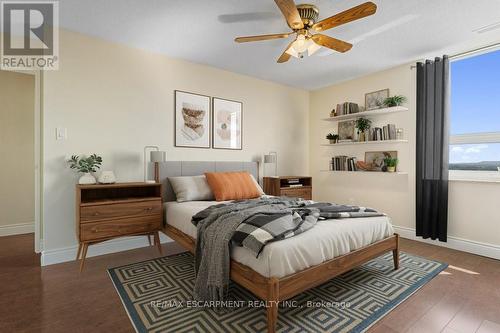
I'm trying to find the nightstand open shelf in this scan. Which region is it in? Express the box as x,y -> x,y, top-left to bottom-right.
263,176 -> 312,200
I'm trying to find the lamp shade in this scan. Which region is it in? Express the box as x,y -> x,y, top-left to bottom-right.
150,150 -> 166,162
264,154 -> 277,164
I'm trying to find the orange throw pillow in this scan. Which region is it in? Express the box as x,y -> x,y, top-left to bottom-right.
205,171 -> 261,201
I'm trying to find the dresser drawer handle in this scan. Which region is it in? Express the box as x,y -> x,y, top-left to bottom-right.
144,207 -> 153,211
93,212 -> 99,216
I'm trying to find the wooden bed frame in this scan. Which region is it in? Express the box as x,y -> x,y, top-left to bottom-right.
163,224 -> 400,333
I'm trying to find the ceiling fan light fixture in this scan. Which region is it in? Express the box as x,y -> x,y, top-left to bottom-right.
292,34 -> 309,53
285,34 -> 322,59
286,34 -> 317,58
307,42 -> 321,56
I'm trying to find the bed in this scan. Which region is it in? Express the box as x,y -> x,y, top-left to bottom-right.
156,161 -> 400,333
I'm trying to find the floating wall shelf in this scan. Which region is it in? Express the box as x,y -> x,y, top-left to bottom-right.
320,170 -> 408,175
321,106 -> 409,122
321,139 -> 408,146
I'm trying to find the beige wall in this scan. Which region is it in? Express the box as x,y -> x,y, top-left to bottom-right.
310,64 -> 416,230
42,30 -> 310,252
310,64 -> 500,249
0,70 -> 35,233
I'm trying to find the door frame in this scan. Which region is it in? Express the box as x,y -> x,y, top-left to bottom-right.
34,70 -> 42,253
5,69 -> 43,253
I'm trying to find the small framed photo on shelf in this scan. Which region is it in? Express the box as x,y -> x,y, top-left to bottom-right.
365,151 -> 397,171
174,90 -> 211,148
338,120 -> 356,141
365,88 -> 389,110
212,97 -> 242,150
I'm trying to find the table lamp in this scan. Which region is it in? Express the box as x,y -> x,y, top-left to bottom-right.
144,146 -> 166,183
263,152 -> 278,177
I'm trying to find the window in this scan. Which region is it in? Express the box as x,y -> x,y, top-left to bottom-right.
450,49 -> 500,180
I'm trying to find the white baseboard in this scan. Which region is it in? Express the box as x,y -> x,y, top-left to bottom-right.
393,225 -> 500,260
41,233 -> 174,266
0,222 -> 34,237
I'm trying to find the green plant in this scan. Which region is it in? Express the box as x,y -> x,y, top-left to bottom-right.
383,95 -> 407,107
326,133 -> 339,140
383,157 -> 399,167
68,154 -> 103,173
355,117 -> 372,133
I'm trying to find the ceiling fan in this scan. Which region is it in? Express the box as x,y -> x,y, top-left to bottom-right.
235,0 -> 377,63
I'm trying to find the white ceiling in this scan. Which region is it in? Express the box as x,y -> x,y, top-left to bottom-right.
58,0 -> 500,90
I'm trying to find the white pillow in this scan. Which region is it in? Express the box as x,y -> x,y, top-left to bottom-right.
168,175 -> 215,202
250,174 -> 265,196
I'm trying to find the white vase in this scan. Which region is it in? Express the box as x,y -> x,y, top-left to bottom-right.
79,173 -> 96,185
98,171 -> 116,184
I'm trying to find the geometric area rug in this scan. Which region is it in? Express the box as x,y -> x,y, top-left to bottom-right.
108,252 -> 447,333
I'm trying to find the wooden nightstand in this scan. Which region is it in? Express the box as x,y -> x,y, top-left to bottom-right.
75,182 -> 163,271
263,176 -> 312,200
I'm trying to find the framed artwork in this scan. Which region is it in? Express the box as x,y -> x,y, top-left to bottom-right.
338,120 -> 356,140
175,90 -> 211,148
212,97 -> 242,150
365,88 -> 389,110
364,151 -> 398,171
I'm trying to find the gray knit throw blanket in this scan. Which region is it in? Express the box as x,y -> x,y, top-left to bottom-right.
191,197 -> 305,302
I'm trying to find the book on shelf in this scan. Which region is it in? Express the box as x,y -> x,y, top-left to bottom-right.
334,102 -> 359,116
330,155 -> 358,171
388,124 -> 396,140
368,124 -> 399,141
288,184 -> 303,188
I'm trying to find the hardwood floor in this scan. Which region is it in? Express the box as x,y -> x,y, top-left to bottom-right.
1,233 -> 499,333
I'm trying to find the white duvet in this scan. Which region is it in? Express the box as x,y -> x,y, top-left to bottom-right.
164,201 -> 394,278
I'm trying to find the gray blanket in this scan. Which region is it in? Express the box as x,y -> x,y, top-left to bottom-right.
191,197 -> 383,302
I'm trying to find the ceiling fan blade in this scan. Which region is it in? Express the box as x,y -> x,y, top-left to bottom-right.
274,0 -> 304,30
312,2 -> 377,32
277,40 -> 295,63
235,33 -> 291,43
312,34 -> 353,53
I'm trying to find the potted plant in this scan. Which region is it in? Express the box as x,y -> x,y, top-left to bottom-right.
383,95 -> 407,107
383,157 -> 399,172
68,154 -> 103,184
355,117 -> 371,142
326,133 -> 339,144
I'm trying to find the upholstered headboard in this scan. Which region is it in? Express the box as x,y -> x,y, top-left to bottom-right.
152,161 -> 259,202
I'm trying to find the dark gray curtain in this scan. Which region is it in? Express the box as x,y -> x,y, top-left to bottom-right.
416,56 -> 450,242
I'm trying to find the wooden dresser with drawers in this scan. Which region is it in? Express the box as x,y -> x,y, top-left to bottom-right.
75,182 -> 163,271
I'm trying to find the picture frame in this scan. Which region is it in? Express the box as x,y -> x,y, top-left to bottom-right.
174,90 -> 211,148
338,120 -> 356,141
212,97 -> 242,150
365,88 -> 389,110
364,151 -> 398,171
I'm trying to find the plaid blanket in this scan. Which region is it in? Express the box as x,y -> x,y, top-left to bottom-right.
191,197 -> 384,302
231,206 -> 320,257
231,201 -> 384,257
